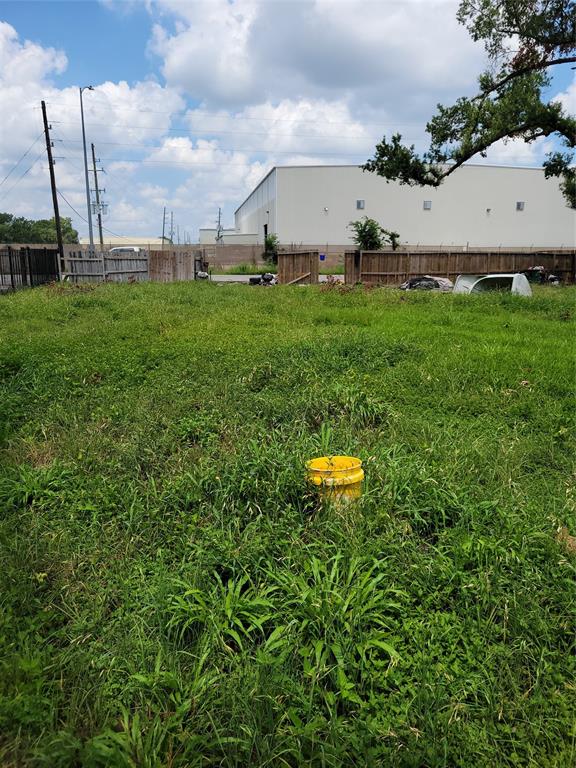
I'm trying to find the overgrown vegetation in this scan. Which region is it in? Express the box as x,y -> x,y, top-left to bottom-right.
1,282 -> 575,766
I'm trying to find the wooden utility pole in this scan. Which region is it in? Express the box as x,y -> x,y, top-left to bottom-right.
41,100 -> 64,271
216,207 -> 223,243
90,143 -> 104,247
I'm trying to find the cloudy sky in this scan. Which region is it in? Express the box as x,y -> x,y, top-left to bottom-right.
0,0 -> 574,242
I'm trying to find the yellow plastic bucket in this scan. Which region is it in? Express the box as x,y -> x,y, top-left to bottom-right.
306,455 -> 364,504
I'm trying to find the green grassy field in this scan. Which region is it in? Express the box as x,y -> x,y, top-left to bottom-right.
1,282 -> 575,767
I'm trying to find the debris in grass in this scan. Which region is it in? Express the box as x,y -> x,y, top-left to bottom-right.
249,272 -> 277,286
399,275 -> 453,291
556,526 -> 576,555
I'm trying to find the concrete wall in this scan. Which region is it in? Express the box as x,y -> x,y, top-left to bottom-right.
235,164 -> 575,249
199,228 -> 258,245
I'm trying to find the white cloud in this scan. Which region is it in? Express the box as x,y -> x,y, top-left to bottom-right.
0,21 -> 66,86
151,0 -> 485,119
150,0 -> 258,107
184,98 -> 374,159
144,135 -> 268,228
107,161 -> 139,175
554,76 -> 576,116
481,138 -> 546,167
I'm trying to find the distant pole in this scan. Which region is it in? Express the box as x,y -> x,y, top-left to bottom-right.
41,100 -> 64,272
170,211 -> 174,244
161,206 -> 166,250
177,225 -> 180,245
216,207 -> 223,243
91,143 -> 104,247
79,86 -> 95,252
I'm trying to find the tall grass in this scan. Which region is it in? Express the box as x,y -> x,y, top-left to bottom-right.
0,282 -> 574,766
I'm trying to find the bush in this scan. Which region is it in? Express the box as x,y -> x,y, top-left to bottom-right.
348,216 -> 400,250
264,234 -> 279,265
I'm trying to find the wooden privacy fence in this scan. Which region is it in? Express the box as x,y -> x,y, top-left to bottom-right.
149,250 -> 208,282
345,249 -> 576,285
278,251 -> 319,284
62,251 -> 148,283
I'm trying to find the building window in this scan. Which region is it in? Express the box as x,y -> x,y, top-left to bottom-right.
356,199 -> 365,210
516,201 -> 525,211
423,200 -> 432,210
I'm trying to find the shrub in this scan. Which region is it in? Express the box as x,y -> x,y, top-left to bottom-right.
348,216 -> 400,250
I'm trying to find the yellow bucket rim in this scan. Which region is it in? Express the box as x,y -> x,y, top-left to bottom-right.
306,455 -> 362,473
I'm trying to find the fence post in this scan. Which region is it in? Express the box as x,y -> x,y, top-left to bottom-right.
7,246 -> 15,291
27,247 -> 35,286
20,248 -> 28,287
101,250 -> 107,282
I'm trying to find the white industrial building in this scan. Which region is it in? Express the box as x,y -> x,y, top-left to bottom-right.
203,164 -> 575,249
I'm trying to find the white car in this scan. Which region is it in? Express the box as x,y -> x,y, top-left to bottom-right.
109,247 -> 143,254
453,273 -> 532,296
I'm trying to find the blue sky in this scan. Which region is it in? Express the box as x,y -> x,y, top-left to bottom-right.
1,2 -> 153,86
0,0 -> 574,243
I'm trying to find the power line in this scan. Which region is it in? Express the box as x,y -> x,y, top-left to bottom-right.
98,157 -> 358,168
57,188 -> 133,241
56,188 -> 88,222
48,119 -> 398,141
0,132 -> 44,188
0,149 -> 46,204
100,225 -> 136,240
56,139 -> 375,158
39,100 -> 426,128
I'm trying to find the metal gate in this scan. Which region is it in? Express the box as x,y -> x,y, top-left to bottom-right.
0,246 -> 60,291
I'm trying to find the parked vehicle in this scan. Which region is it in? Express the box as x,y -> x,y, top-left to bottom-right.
453,273 -> 532,296
109,247 -> 143,254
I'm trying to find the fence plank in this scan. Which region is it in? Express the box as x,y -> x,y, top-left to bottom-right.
148,250 -> 202,282
278,251 -> 319,284
61,250 -> 149,283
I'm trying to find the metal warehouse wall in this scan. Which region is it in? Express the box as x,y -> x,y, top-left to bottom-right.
236,165 -> 575,249
234,169 -> 277,244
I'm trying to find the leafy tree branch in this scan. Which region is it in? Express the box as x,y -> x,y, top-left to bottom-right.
364,0 -> 576,208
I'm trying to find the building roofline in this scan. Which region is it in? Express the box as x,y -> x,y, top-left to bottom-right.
267,162 -> 545,171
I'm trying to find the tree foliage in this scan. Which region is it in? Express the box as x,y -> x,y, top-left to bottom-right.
364,0 -> 576,208
348,216 -> 400,250
0,212 -> 79,244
